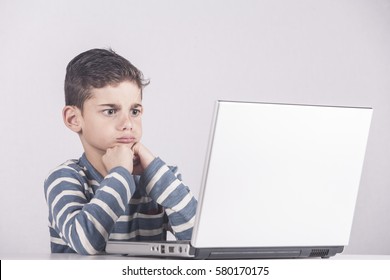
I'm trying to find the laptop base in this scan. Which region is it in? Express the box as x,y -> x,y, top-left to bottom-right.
192,246 -> 344,259
105,240 -> 343,259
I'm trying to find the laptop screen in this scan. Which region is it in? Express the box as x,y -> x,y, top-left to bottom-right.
192,101 -> 372,248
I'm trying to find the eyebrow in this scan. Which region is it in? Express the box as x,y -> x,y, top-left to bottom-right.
98,103 -> 143,109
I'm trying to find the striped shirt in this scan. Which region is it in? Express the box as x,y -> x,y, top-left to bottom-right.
44,154 -> 197,255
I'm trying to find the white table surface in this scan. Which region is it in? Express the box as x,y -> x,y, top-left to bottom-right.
2,253 -> 390,260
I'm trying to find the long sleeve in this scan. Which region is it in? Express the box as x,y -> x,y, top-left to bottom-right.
139,157 -> 197,240
44,164 -> 135,255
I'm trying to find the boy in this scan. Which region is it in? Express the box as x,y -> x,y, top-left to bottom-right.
44,48 -> 197,255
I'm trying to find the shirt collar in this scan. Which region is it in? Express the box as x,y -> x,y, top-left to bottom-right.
79,153 -> 104,183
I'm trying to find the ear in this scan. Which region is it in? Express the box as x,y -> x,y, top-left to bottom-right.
62,106 -> 82,133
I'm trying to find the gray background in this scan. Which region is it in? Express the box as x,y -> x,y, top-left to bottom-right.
0,0 -> 389,257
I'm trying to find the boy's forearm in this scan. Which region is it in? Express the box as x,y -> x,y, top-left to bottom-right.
92,166 -> 136,218
140,157 -> 197,240
46,166 -> 135,255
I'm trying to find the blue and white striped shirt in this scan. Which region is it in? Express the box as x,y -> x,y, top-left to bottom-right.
44,154 -> 197,255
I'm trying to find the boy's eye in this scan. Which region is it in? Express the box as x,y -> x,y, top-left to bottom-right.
130,109 -> 141,117
103,109 -> 117,116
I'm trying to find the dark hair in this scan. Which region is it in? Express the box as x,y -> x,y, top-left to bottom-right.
64,48 -> 149,110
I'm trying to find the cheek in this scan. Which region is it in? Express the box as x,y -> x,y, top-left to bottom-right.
135,119 -> 143,135
83,118 -> 112,137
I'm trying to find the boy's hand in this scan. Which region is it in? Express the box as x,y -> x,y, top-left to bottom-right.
131,142 -> 156,175
102,145 -> 134,174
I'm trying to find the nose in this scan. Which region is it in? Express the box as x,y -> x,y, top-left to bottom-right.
118,113 -> 133,131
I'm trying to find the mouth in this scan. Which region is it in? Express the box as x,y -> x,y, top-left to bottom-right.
116,137 -> 136,144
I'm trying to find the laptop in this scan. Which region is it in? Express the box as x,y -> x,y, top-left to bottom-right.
105,100 -> 373,259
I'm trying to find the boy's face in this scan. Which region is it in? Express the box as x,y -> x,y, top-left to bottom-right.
78,81 -> 143,156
